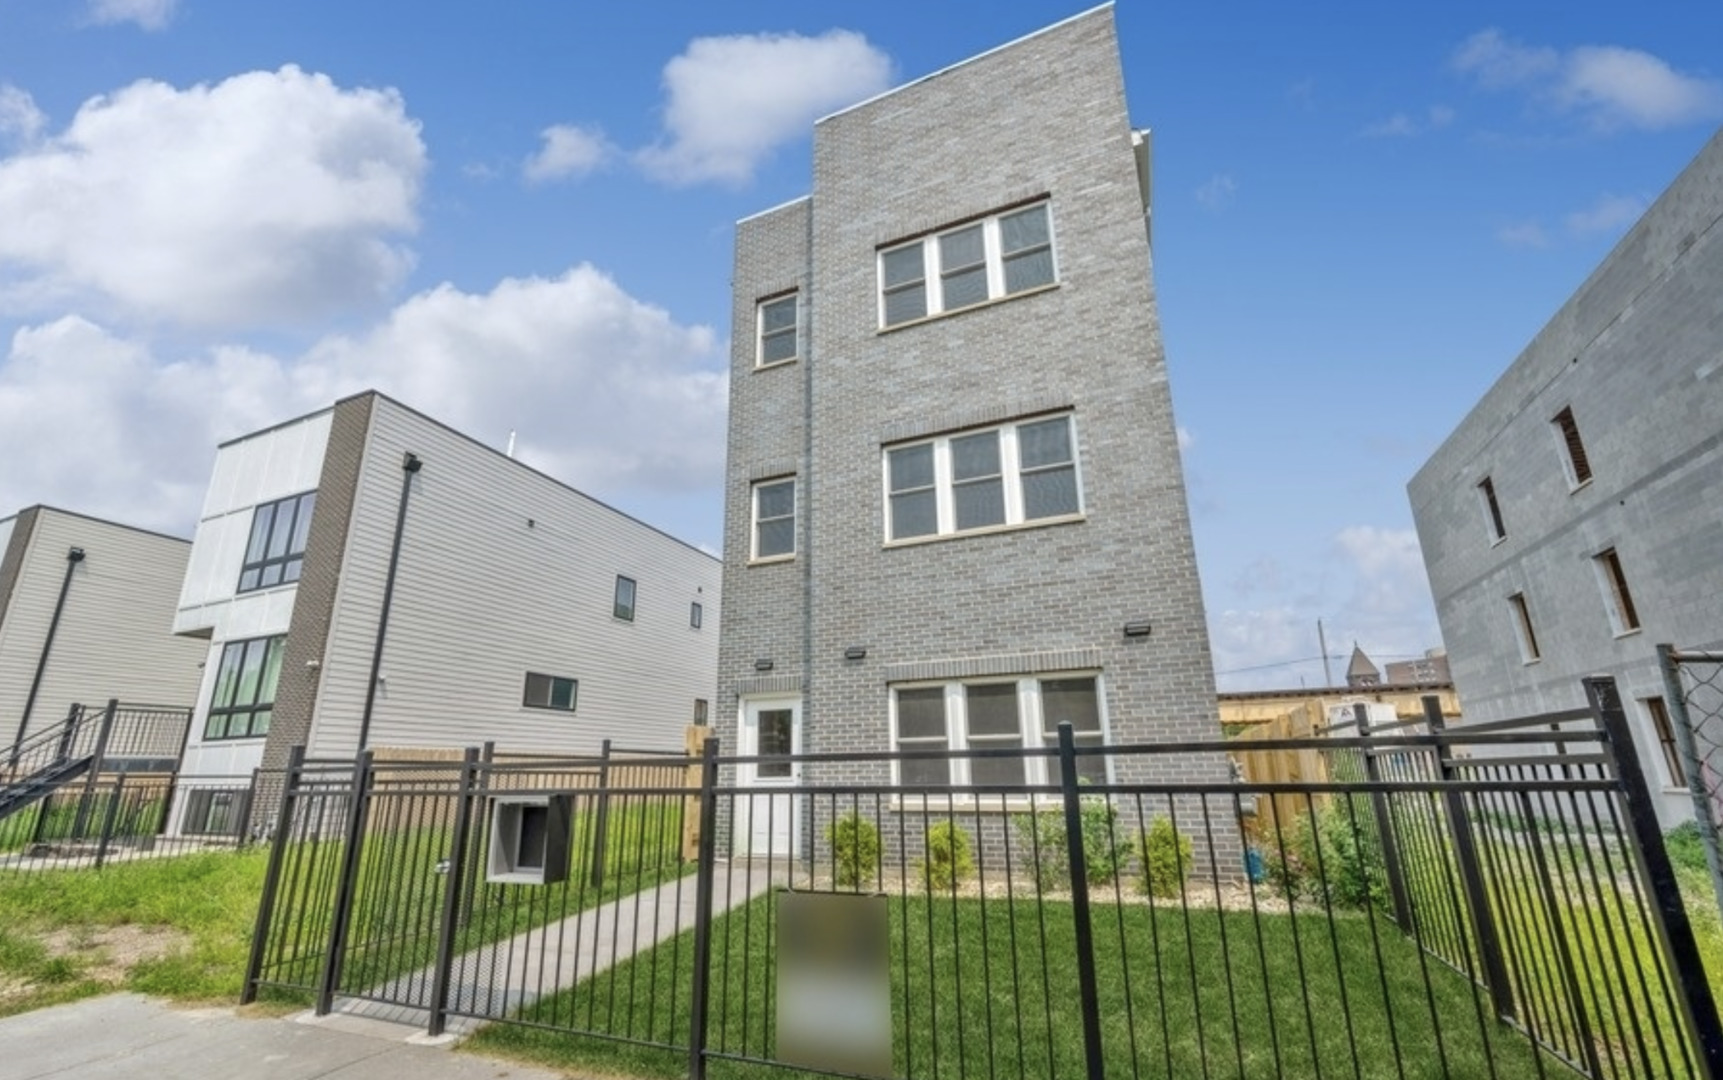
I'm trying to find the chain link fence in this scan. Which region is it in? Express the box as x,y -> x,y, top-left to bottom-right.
1657,644 -> 1723,923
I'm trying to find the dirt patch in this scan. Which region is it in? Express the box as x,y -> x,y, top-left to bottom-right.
39,925 -> 191,985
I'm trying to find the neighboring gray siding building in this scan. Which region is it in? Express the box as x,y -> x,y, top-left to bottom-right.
170,391 -> 720,824
1410,127 -> 1723,826
716,6 -> 1228,857
0,506 -> 204,753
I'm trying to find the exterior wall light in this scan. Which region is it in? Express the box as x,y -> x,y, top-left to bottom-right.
754,658 -> 775,672
844,646 -> 868,661
1123,620 -> 1152,638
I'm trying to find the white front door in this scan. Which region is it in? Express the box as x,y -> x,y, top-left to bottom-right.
738,696 -> 800,858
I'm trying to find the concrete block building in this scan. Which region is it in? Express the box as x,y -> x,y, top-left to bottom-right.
170,391 -> 720,828
1410,127 -> 1723,825
0,506 -> 204,756
715,6 -> 1228,857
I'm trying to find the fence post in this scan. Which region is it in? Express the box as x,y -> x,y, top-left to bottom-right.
1057,722 -> 1107,1080
1423,696 -> 1514,1022
316,749 -> 375,1016
1353,703 -> 1414,932
590,738 -> 613,889
71,699 -> 119,841
244,746 -> 305,1004
428,746 -> 482,1037
687,736 -> 721,1080
1658,643 -> 1723,925
93,771 -> 125,869
234,769 -> 260,846
1587,675 -> 1723,1077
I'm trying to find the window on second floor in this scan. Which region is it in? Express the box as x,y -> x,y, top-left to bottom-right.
690,601 -> 703,629
614,575 -> 636,621
1477,476 -> 1507,542
1507,592 -> 1541,663
238,491 -> 316,593
879,202 -> 1055,327
886,414 -> 1081,542
1593,547 -> 1640,635
752,478 -> 796,560
757,293 -> 798,366
1552,406 -> 1592,488
204,635 -> 285,740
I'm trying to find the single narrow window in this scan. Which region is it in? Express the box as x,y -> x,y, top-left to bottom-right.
690,601 -> 703,629
999,204 -> 1054,293
965,683 -> 1025,787
1478,476 -> 1507,541
1508,592 -> 1541,662
1645,697 -> 1686,786
887,444 -> 938,540
881,242 -> 928,326
1593,548 -> 1640,633
1552,407 -> 1592,487
758,294 -> 798,365
950,431 -> 1005,530
895,687 -> 949,787
613,576 -> 636,621
693,699 -> 709,726
753,479 -> 796,559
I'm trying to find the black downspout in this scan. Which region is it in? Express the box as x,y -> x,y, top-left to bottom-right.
12,547 -> 85,758
356,453 -> 420,751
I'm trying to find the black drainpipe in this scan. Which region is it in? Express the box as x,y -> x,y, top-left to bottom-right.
356,452 -> 421,751
13,546 -> 85,758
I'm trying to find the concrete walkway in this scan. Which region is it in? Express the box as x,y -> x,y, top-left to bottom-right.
318,858 -> 792,1039
0,994 -> 570,1080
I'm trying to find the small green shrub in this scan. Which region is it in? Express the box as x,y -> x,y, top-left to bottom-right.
1077,795 -> 1124,885
917,822 -> 974,891
1265,800 -> 1388,910
826,813 -> 881,889
1012,809 -> 1069,889
1137,818 -> 1193,898
1011,793 -> 1122,890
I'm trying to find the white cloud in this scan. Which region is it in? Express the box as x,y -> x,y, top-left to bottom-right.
636,30 -> 893,186
1565,193 -> 1646,235
1333,526 -> 1427,616
1195,174 -> 1237,210
87,0 -> 177,30
524,124 -> 613,183
0,267 -> 725,533
1453,29 -> 1723,131
1176,425 -> 1195,452
1496,221 -> 1549,249
0,86 -> 45,144
0,66 -> 425,329
1361,105 -> 1456,139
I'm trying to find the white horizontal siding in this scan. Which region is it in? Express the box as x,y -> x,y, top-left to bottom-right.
308,398 -> 721,758
0,510 -> 204,749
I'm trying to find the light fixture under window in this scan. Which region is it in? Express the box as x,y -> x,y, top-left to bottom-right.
844,646 -> 867,661
754,658 -> 774,672
1123,620 -> 1152,638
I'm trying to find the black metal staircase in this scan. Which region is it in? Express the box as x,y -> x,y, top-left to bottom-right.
1,700 -> 191,825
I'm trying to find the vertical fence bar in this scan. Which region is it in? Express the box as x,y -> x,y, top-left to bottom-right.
1056,722 -> 1107,1080
317,749 -> 375,1016
70,698 -> 118,840
1353,702 -> 1415,932
243,745 -> 306,1004
1422,696 -> 1515,1024
1658,643 -> 1723,925
687,736 -> 721,1080
590,738 -> 613,889
93,771 -> 125,869
427,746 -> 482,1037
1587,675 -> 1723,1078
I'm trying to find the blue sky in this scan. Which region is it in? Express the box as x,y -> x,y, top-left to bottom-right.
1,0 -> 1719,690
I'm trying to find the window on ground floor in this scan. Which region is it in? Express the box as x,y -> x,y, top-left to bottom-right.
890,674 -> 1106,789
205,635 -> 285,740
1644,696 -> 1686,787
523,672 -> 578,712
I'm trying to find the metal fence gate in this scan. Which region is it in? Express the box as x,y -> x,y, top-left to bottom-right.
245,678 -> 1723,1080
1661,645 -> 1723,927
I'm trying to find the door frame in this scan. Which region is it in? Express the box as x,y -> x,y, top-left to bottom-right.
737,694 -> 802,858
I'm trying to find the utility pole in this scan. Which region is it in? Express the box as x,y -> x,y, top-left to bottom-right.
1317,619 -> 1333,687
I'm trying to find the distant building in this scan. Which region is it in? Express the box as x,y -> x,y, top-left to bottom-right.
0,506 -> 204,755
1346,645 -> 1380,688
714,6 -> 1227,857
169,391 -> 720,829
1409,127 -> 1723,826
1385,649 -> 1451,687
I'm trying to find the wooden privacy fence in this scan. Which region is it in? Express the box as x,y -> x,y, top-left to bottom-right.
1230,699 -> 1330,838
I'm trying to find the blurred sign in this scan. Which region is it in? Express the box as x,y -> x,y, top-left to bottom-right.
776,890 -> 891,1077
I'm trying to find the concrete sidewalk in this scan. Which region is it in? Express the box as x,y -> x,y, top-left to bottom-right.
0,994 -> 574,1079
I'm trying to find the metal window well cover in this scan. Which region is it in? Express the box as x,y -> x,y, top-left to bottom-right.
775,890 -> 891,1078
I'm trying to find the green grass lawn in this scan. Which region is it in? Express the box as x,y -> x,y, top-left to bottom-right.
470,891 -> 1551,1080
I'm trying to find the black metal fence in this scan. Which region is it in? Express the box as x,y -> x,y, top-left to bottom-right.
0,771 -> 258,876
245,678 -> 1722,1080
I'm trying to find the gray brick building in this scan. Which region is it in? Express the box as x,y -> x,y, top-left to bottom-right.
1409,126 -> 1723,826
715,6 -> 1229,860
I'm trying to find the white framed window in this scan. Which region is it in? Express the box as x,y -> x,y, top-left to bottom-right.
890,674 -> 1107,791
757,293 -> 798,366
885,414 -> 1081,542
878,202 -> 1056,327
1592,547 -> 1640,635
1551,406 -> 1592,488
752,478 -> 796,560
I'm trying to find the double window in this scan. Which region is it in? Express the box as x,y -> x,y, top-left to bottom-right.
886,415 -> 1080,542
892,675 -> 1106,789
757,293 -> 798,366
205,635 -> 284,740
238,491 -> 316,593
752,478 -> 796,560
523,672 -> 578,712
879,202 -> 1056,327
